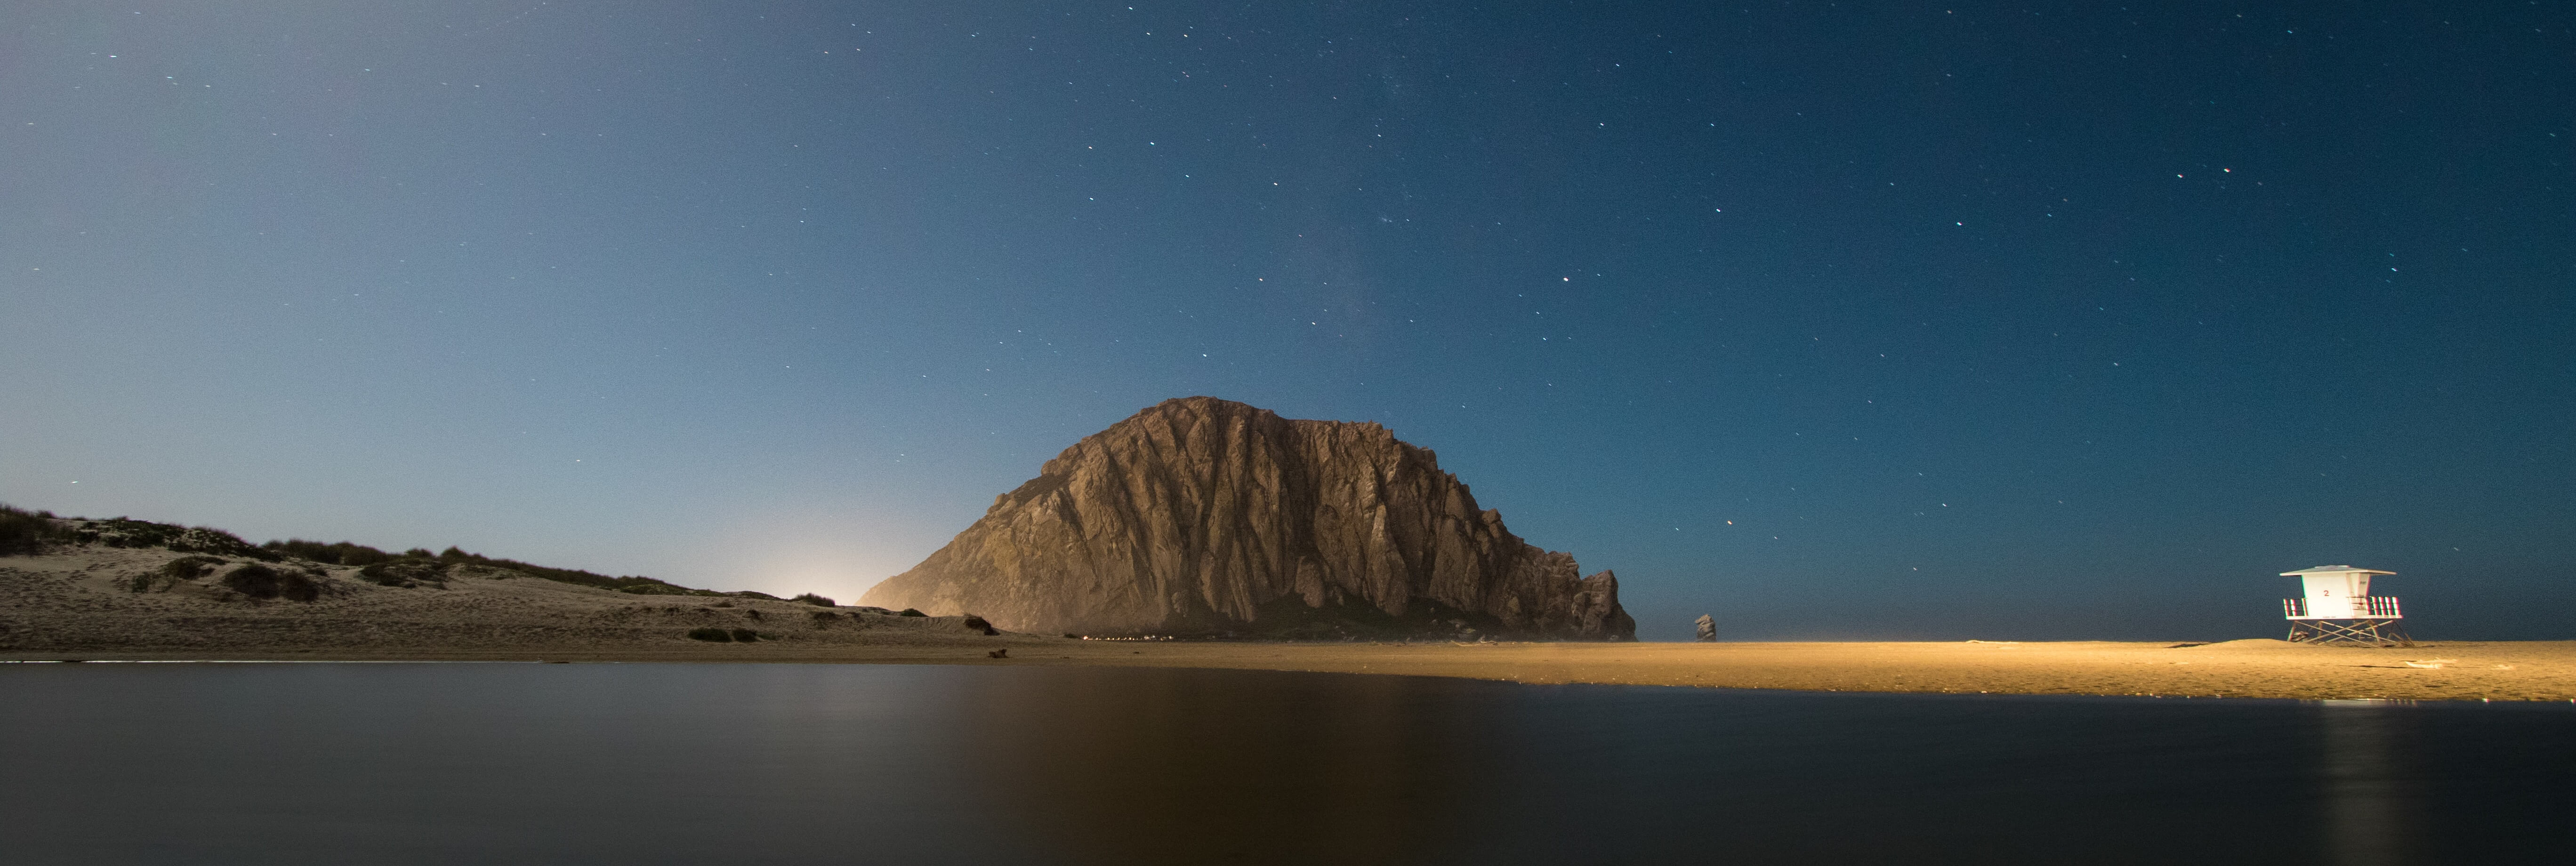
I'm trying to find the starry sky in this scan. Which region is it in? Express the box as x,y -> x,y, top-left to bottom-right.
5,2 -> 2570,641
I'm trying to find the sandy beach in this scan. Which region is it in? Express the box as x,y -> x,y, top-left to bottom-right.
9,546 -> 2572,701
16,641 -> 2574,702
1056,639 -> 2576,702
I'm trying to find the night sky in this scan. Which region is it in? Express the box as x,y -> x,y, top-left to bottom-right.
6,2 -> 2569,640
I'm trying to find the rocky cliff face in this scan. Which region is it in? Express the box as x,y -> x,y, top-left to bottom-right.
860,397 -> 1634,640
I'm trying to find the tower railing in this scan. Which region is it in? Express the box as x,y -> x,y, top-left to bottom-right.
2282,596 -> 2402,619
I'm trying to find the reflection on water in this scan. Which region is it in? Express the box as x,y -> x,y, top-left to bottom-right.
2319,700 -> 2418,866
0,664 -> 2567,865
961,668 -> 1491,864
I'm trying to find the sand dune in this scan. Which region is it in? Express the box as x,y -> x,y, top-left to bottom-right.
0,546 -> 1026,654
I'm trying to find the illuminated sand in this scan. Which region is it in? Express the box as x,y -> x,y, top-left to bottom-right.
17,640 -> 2575,704
8,547 -> 2571,700
491,638 -> 2568,702
1041,639 -> 2576,702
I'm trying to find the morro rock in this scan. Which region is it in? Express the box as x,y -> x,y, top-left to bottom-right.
860,397 -> 1634,640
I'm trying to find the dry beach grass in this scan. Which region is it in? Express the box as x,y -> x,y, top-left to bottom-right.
6,545 -> 2570,701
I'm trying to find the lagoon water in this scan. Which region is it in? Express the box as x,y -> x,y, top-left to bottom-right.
2,663 -> 2568,865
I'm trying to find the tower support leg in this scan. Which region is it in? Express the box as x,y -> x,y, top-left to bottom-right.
2286,619 -> 2412,647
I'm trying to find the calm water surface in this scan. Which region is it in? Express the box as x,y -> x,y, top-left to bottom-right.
1,663 -> 2567,865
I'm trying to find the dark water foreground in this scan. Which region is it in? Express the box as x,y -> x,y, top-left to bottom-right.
1,664 -> 2567,865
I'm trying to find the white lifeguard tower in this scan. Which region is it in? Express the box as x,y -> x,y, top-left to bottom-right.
2280,565 -> 2409,646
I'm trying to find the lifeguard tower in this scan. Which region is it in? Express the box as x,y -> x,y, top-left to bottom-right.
2280,565 -> 2409,646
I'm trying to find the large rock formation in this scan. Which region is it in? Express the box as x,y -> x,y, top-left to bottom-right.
861,397 -> 1634,640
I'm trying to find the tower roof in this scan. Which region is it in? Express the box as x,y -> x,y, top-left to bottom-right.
2279,565 -> 2395,577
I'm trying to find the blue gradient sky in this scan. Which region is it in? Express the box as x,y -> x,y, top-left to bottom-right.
6,2 -> 2569,640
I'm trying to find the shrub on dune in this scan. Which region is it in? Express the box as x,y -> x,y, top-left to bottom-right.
125,555 -> 225,593
223,564 -> 322,602
357,560 -> 448,588
261,538 -> 395,567
162,555 -> 225,579
0,504 -> 61,556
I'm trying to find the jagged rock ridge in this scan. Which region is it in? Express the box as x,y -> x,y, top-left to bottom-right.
861,397 -> 1635,640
